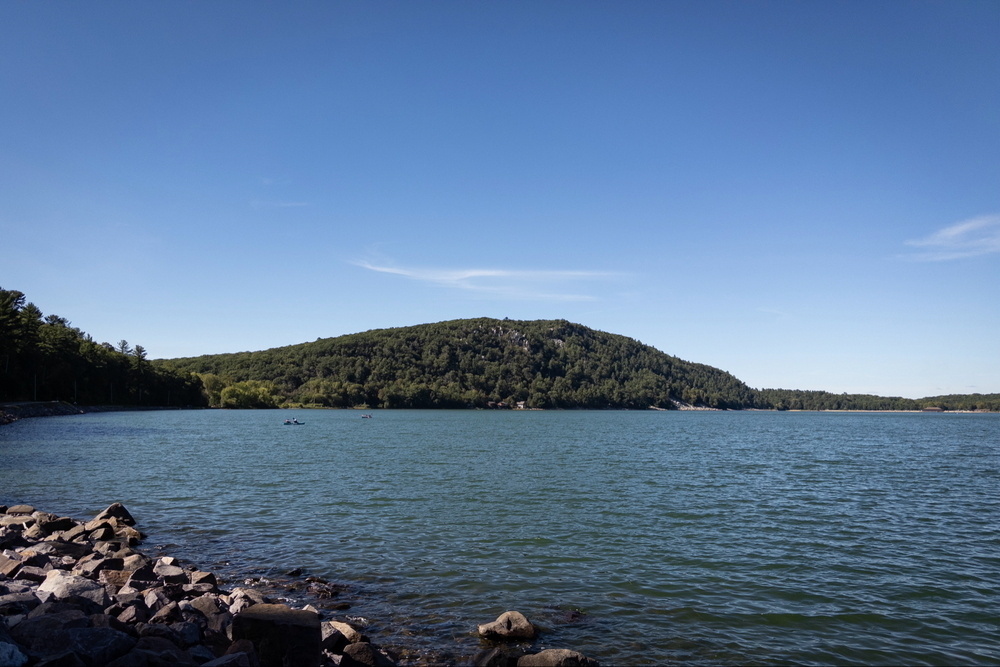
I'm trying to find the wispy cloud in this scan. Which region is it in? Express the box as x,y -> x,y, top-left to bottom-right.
903,214 -> 1000,261
354,261 -> 624,301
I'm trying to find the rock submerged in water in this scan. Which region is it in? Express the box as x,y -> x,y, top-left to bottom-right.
475,611 -> 599,667
477,610 -> 537,640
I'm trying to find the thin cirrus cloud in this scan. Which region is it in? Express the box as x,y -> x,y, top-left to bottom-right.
354,261 -> 624,301
903,214 -> 1000,261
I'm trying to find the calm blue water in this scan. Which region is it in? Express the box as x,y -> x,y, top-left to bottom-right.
1,410 -> 998,665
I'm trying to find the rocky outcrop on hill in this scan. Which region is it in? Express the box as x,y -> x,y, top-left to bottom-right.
0,503 -> 599,667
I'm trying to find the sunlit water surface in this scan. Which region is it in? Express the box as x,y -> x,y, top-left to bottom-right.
1,410 -> 997,665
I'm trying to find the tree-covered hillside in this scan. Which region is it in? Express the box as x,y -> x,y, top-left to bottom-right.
0,287 -> 204,407
755,388 -> 1000,411
156,318 -> 763,410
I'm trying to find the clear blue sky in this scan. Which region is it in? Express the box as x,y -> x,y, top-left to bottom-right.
2,1 -> 998,399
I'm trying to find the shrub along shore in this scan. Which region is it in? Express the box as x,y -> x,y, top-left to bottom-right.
0,503 -> 599,667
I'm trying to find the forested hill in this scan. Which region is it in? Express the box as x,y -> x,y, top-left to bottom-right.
155,318 -> 762,410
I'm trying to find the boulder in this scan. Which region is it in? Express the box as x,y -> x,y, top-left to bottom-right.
148,601 -> 183,625
323,619 -> 364,645
189,570 -> 217,587
37,571 -> 110,608
92,504 -> 136,527
24,541 -> 91,561
9,611 -> 88,659
105,635 -> 199,667
516,649 -> 599,667
5,507 -> 34,517
319,622 -> 348,653
35,517 -> 78,535
340,641 -> 396,667
57,525 -> 89,544
152,560 -> 187,584
64,627 -> 137,666
0,592 -> 41,616
231,603 -> 320,667
477,611 -> 537,640
0,517 -> 34,531
12,567 -> 49,583
189,594 -> 232,635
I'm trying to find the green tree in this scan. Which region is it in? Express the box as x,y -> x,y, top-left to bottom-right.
220,380 -> 282,409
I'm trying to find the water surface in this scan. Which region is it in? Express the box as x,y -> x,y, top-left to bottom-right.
1,410 -> 997,665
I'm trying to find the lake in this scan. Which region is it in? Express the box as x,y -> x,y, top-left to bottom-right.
1,409 -> 998,665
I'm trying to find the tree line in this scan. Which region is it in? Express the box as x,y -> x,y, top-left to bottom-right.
0,287 -> 204,407
756,388 -> 1000,412
3,288 -> 995,412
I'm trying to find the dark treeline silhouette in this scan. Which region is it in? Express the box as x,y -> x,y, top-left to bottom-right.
0,287 -> 204,407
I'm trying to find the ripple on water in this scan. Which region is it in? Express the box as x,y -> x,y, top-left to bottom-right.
2,410 -> 999,665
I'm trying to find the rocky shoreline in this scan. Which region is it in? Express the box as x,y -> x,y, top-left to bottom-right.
0,403 -> 189,426
0,503 -> 598,667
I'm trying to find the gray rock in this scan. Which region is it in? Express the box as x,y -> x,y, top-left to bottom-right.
152,561 -> 187,584
4,507 -> 34,517
92,504 -> 136,527
13,566 -> 50,583
231,603 -> 320,667
323,619 -> 364,644
9,611 -> 87,658
189,570 -> 217,587
169,621 -> 202,647
36,571 -> 110,608
477,611 -> 537,640
105,635 -> 199,667
319,622 -> 348,653
148,601 -> 182,625
0,517 -> 33,531
36,517 -> 78,535
116,603 -> 150,625
65,627 -> 137,666
516,649 -> 599,667
57,525 -> 89,544
0,592 -> 40,616
189,594 -> 232,635
340,641 -> 396,667
121,554 -> 150,573
24,541 -> 91,561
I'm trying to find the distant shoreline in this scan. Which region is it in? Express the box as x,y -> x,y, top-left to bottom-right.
0,401 -> 193,426
2,401 -> 993,427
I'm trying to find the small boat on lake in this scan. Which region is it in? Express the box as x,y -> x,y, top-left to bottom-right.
361,414 -> 373,419
283,418 -> 304,425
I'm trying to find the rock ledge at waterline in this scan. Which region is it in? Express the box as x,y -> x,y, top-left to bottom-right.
0,502 -> 599,667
